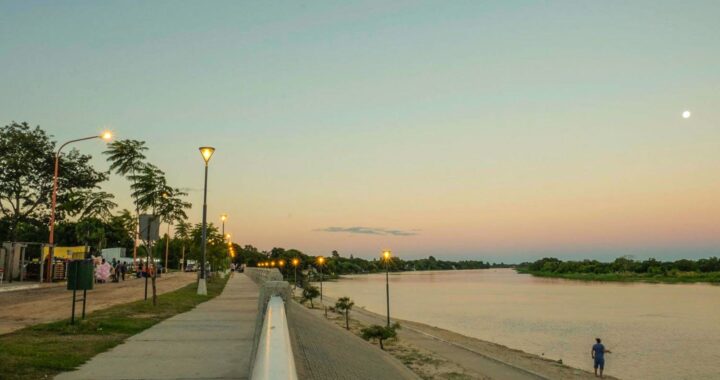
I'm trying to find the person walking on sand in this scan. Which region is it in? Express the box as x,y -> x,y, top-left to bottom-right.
592,338 -> 611,378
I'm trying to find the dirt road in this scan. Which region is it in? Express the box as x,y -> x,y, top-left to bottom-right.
0,272 -> 196,335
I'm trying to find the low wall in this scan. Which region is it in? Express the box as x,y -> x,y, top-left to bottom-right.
245,267 -> 284,285
246,268 -> 294,377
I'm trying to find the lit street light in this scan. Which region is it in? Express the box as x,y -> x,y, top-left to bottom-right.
317,256 -> 325,302
292,258 -> 300,289
279,259 -> 286,278
382,249 -> 392,327
46,130 -> 113,282
198,146 -> 215,295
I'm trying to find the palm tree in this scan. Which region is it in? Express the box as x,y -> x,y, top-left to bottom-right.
335,296 -> 355,330
103,140 -> 148,269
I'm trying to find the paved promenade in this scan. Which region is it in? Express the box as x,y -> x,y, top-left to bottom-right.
56,274 -> 259,380
287,301 -> 419,380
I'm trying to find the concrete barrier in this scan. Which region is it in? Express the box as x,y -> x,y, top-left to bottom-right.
246,268 -> 296,379
245,267 -> 284,285
251,296 -> 298,380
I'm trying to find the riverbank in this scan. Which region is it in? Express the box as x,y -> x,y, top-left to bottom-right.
296,289 -> 616,380
516,269 -> 720,284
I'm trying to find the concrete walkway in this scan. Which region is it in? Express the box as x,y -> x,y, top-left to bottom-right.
56,274 -> 259,380
287,301 -> 419,380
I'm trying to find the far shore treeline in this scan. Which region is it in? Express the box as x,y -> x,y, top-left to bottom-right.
232,246 -> 509,278
517,256 -> 720,283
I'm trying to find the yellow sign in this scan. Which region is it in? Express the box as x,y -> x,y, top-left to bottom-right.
42,246 -> 88,260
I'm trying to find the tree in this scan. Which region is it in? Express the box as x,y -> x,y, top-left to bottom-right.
129,163 -> 170,306
103,139 -> 148,268
61,190 -> 118,221
302,285 -> 320,308
335,296 -> 355,330
157,187 -> 191,273
0,122 -> 107,241
174,220 -> 192,270
361,323 -> 400,350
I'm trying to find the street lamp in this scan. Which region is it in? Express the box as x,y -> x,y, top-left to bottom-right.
279,259 -> 285,278
46,130 -> 113,282
382,249 -> 392,327
292,258 -> 300,289
317,256 -> 325,302
198,146 -> 215,295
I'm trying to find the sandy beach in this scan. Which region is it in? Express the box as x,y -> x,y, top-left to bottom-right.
300,291 -> 619,380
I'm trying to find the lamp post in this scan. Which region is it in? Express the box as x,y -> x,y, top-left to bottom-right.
292,258 -> 300,289
317,256 -> 325,302
198,146 -> 215,295
46,131 -> 113,282
279,259 -> 285,279
382,249 -> 392,327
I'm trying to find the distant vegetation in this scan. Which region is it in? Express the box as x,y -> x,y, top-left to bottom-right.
233,246 -> 513,281
517,257 -> 720,284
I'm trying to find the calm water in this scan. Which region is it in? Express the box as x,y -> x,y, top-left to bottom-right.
322,269 -> 720,380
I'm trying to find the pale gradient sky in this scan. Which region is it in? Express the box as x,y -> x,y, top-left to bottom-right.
1,1 -> 719,262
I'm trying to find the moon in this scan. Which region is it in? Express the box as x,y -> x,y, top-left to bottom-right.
682,110 -> 691,119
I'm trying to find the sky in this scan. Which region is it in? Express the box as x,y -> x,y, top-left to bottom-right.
1,1 -> 719,263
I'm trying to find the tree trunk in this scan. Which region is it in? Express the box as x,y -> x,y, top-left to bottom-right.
345,311 -> 349,330
379,338 -> 384,350
152,270 -> 157,306
180,244 -> 185,271
164,224 -> 169,273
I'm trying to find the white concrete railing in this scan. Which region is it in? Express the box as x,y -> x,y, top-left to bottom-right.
251,296 -> 298,380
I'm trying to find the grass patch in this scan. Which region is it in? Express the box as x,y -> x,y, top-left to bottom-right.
517,269 -> 720,284
0,275 -> 229,380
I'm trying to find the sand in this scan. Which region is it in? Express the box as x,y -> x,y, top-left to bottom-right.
0,272 -> 196,335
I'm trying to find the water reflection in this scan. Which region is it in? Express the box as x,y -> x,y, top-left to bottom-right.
323,269 -> 720,380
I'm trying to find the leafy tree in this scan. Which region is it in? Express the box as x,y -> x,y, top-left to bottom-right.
104,139 -> 148,266
302,285 -> 320,308
174,220 -> 192,270
157,187 -> 191,273
61,190 -> 117,221
0,122 -> 107,241
361,323 -> 400,350
335,296 -> 355,330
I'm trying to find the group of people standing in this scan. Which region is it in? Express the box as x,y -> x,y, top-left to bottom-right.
94,258 -> 128,283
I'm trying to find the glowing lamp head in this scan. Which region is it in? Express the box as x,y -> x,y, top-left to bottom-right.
221,214 -> 228,222
682,110 -> 691,119
382,250 -> 392,261
292,258 -> 299,266
317,256 -> 325,265
279,259 -> 285,267
271,261 -> 276,267
199,146 -> 216,164
100,131 -> 113,141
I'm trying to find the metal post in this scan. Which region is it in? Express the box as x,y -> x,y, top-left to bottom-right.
47,136 -> 100,283
82,289 -> 87,319
198,163 -> 209,295
294,265 -> 297,289
320,265 -> 323,302
71,265 -> 78,325
386,260 -> 390,327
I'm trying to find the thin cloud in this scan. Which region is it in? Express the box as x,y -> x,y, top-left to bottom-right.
317,226 -> 417,236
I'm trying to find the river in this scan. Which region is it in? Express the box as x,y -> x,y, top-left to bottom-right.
321,269 -> 720,380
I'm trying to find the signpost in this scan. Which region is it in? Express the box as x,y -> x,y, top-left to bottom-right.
67,259 -> 93,324
139,214 -> 160,301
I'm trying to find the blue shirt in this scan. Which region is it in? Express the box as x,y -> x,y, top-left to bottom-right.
593,343 -> 605,360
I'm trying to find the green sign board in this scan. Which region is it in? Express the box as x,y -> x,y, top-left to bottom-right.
67,260 -> 94,291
